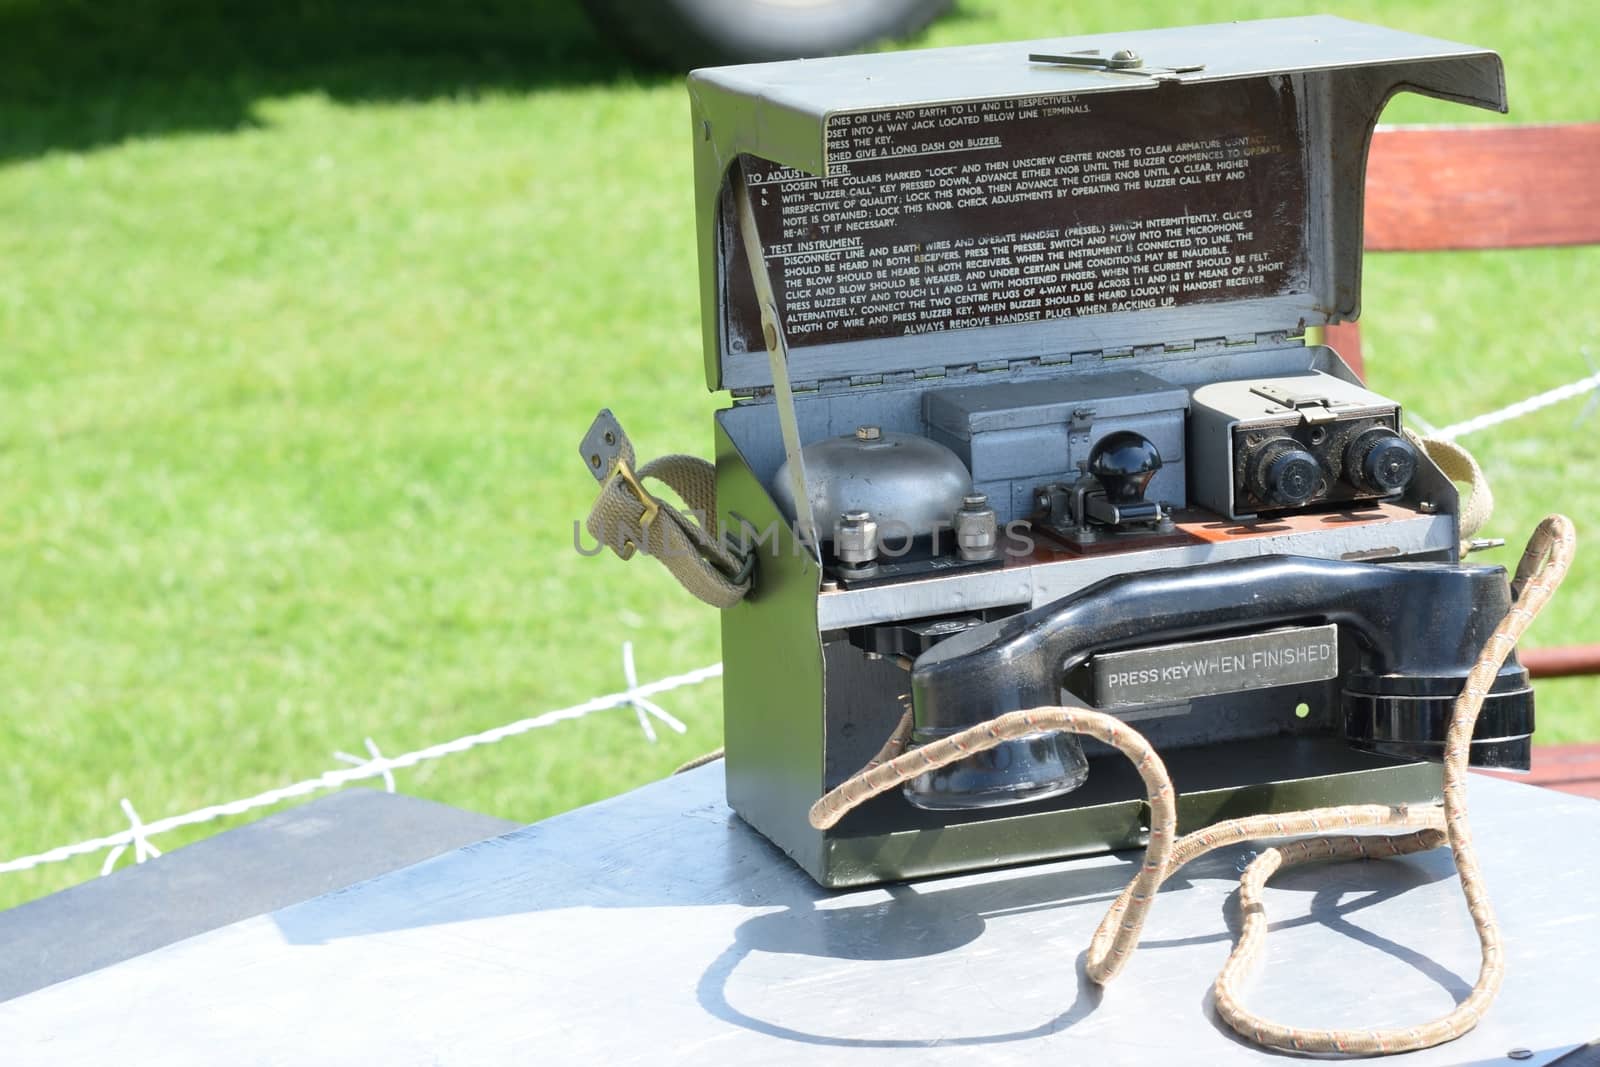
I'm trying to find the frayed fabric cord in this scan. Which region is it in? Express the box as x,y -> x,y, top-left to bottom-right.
811,515 -> 1576,1057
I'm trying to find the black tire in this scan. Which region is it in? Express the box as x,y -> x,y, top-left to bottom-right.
582,0 -> 953,70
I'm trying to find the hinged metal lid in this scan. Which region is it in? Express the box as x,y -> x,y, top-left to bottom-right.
688,16 -> 1504,393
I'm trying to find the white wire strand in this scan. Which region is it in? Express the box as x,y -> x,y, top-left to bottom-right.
1430,370 -> 1600,441
621,640 -> 688,743
333,738 -> 396,794
0,661 -> 722,877
98,798 -> 164,876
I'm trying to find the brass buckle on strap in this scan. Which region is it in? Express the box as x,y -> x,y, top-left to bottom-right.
596,457 -> 661,562
609,456 -> 661,536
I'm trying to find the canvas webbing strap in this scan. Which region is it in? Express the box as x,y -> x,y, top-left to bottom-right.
584,428 -> 750,610
1408,429 -> 1495,551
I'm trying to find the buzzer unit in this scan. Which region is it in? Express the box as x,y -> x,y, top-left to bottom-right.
675,17 -> 1524,888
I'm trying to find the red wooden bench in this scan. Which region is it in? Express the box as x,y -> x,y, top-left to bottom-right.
1326,123 -> 1600,374
1326,123 -> 1600,796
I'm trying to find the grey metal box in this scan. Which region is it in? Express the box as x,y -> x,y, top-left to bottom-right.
924,371 -> 1188,524
1189,371 -> 1407,519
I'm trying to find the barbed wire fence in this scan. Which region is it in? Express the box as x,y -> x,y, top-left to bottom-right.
0,647 -> 719,878
2,370 -> 1597,885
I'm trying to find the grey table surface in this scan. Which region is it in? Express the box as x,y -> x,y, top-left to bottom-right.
2,767 -> 1597,1065
0,790 -> 517,1004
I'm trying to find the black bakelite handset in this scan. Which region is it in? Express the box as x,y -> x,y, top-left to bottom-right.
905,555 -> 1534,810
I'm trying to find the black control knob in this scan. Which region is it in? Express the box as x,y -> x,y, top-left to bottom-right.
1345,427 -> 1419,496
1250,439 -> 1321,508
1088,431 -> 1162,504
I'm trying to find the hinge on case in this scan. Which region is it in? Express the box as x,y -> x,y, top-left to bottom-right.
1185,331 -> 1291,355
732,327 -> 1298,404
1068,406 -> 1096,459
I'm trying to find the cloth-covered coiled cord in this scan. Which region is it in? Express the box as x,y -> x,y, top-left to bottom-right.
808,515 -> 1576,1056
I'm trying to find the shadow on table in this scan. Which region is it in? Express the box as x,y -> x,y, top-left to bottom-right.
1194,857 -> 1471,1058
0,0 -> 648,165
267,769 -> 1468,1050
694,845 -> 1462,1050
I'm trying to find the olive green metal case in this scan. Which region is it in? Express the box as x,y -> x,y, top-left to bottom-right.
688,17 -> 1507,887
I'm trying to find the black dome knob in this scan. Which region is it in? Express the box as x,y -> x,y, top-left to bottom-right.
1346,428 -> 1419,495
1088,431 -> 1162,504
1251,440 -> 1321,507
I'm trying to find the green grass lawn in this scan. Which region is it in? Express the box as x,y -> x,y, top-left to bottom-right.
3,0 -> 1597,910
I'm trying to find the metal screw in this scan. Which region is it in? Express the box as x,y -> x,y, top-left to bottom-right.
1507,1050 -> 1534,1061
855,425 -> 882,442
1108,48 -> 1142,68
954,494 -> 999,561
833,510 -> 880,569
1419,500 -> 1438,514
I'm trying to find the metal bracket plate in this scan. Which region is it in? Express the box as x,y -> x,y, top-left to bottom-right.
579,409 -> 628,482
1091,624 -> 1339,708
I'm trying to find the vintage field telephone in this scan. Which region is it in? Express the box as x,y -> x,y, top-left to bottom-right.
583,17 -> 1543,891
